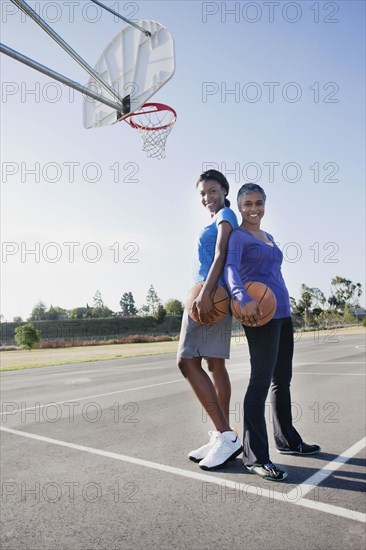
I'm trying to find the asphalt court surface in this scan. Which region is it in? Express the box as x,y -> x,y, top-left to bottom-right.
1,330 -> 365,549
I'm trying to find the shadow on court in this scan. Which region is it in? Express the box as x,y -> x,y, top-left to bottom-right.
198,454 -> 366,493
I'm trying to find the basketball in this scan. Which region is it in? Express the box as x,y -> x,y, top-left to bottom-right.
231,281 -> 277,327
186,284 -> 229,324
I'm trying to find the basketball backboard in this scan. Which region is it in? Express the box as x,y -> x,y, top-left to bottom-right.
82,20 -> 175,129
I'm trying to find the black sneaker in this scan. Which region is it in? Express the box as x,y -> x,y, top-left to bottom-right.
245,462 -> 287,481
276,442 -> 321,455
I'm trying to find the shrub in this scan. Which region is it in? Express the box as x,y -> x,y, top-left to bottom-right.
14,324 -> 41,351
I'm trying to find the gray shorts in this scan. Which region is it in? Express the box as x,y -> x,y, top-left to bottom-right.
177,309 -> 233,360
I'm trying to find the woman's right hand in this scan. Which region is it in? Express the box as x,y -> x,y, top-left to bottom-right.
192,289 -> 217,324
239,300 -> 262,326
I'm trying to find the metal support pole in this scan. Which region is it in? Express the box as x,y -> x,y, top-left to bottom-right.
10,0 -> 125,106
90,0 -> 151,36
0,43 -> 125,113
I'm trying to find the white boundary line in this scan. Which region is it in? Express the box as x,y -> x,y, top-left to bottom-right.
1,366 -> 364,418
295,372 -> 365,376
1,426 -> 365,523
286,437 -> 366,501
0,378 -> 186,417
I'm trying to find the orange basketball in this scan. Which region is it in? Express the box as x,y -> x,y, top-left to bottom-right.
186,284 -> 229,324
231,281 -> 277,327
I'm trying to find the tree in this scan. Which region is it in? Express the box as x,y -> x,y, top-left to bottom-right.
145,285 -> 161,316
289,297 -> 298,313
343,304 -> 357,324
92,306 -> 113,319
15,324 -> 41,351
13,316 -> 23,323
329,277 -> 362,310
93,289 -> 104,309
28,301 -> 47,321
298,284 -> 326,327
139,305 -> 150,317
119,292 -> 138,317
165,299 -> 184,317
70,307 -> 88,319
46,305 -> 68,320
155,304 -> 166,324
91,290 -> 113,318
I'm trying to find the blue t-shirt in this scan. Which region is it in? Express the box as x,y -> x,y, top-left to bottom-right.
224,227 -> 291,318
193,207 -> 238,286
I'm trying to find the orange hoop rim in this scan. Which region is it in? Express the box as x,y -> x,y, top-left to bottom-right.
124,102 -> 177,131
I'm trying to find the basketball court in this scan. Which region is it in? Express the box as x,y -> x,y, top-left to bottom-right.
1,2 -> 365,548
1,330 -> 365,549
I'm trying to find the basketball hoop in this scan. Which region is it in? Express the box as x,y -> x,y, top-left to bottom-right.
124,103 -> 177,159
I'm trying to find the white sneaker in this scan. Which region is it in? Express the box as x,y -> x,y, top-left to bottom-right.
188,431 -> 219,463
199,431 -> 243,470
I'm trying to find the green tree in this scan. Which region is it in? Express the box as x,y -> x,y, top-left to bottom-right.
145,285 -> 161,316
92,306 -> 113,319
91,290 -> 113,318
155,304 -> 166,324
139,305 -> 150,317
298,284 -> 326,327
329,277 -> 362,311
119,292 -> 138,317
70,307 -> 88,319
28,301 -> 47,321
298,286 -> 313,328
15,324 -> 41,351
46,305 -> 68,320
93,289 -> 104,309
13,316 -> 23,323
343,304 -> 357,324
289,296 -> 298,313
165,299 -> 184,317
85,304 -> 93,318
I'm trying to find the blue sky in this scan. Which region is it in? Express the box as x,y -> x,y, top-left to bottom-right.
1,0 -> 365,320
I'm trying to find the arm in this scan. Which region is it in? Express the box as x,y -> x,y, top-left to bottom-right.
193,220 -> 232,324
224,232 -> 262,325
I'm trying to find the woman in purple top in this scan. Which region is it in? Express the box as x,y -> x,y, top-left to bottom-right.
225,183 -> 320,481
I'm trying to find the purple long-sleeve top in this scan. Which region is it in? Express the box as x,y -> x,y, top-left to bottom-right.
224,227 -> 291,319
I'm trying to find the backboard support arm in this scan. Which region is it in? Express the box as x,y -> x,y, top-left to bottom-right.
10,0 -> 126,107
0,43 -> 129,114
89,0 -> 152,37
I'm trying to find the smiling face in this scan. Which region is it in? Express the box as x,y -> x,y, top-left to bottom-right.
198,179 -> 226,215
238,191 -> 266,228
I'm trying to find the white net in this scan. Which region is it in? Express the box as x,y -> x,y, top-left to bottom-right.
126,104 -> 176,159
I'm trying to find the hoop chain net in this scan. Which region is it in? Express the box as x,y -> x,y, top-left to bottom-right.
130,106 -> 175,159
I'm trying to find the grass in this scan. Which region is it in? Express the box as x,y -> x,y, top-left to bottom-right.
1,325 -> 364,372
0,341 -> 179,372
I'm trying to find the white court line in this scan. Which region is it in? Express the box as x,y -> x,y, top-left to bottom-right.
1,367 -> 363,418
286,437 -> 366,501
1,426 -> 365,524
231,372 -> 365,378
295,373 -> 365,376
0,370 -> 245,419
293,363 -> 365,366
0,378 -> 186,417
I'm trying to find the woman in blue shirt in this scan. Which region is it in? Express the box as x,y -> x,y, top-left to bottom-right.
225,183 -> 320,481
177,170 -> 243,470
